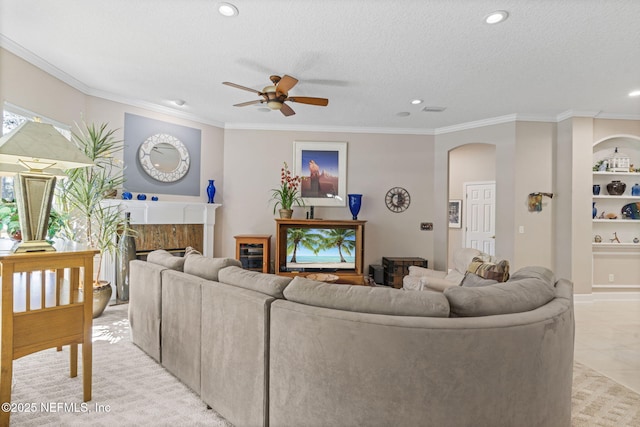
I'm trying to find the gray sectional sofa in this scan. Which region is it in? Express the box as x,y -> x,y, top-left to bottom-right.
128,250 -> 575,427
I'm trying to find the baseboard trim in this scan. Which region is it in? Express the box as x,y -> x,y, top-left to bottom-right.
574,292 -> 640,303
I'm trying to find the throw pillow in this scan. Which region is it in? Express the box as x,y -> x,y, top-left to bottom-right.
466,257 -> 509,282
147,249 -> 186,271
460,273 -> 498,288
184,246 -> 202,257
218,266 -> 292,298
183,254 -> 242,282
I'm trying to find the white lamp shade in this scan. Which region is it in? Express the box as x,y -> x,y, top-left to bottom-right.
0,121 -> 94,170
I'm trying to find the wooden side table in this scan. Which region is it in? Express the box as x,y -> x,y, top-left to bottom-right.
0,248 -> 98,426
234,235 -> 271,273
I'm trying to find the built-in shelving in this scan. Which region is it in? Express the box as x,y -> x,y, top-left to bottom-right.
592,138 -> 640,291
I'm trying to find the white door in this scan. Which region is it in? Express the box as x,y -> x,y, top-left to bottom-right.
464,182 -> 496,255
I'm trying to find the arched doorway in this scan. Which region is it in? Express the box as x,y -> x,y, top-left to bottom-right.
447,143 -> 496,266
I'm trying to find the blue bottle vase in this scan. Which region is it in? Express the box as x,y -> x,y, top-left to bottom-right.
206,179 -> 216,203
348,194 -> 362,220
632,183 -> 640,196
592,202 -> 597,219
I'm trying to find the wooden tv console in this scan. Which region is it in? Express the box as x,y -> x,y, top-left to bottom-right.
275,219 -> 366,285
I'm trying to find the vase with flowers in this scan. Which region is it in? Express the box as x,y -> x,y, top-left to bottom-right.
271,162 -> 304,218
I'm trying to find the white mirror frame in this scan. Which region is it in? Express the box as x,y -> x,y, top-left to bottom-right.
138,133 -> 190,182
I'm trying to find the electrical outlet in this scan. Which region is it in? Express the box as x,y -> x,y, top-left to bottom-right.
608,273 -> 615,282
420,222 -> 433,231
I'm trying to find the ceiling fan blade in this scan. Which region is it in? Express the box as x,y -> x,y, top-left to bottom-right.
233,100 -> 264,107
222,81 -> 263,95
276,75 -> 298,94
280,102 -> 296,117
287,96 -> 329,107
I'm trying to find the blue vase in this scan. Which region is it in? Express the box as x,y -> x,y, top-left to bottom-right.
592,202 -> 597,219
632,183 -> 640,196
206,179 -> 216,203
122,191 -> 132,200
137,193 -> 147,200
592,184 -> 600,195
348,194 -> 362,220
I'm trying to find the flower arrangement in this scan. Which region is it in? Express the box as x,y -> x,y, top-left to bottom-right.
271,162 -> 304,214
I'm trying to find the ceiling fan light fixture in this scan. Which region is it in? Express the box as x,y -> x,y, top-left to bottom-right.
267,101 -> 283,110
485,10 -> 508,24
218,2 -> 239,17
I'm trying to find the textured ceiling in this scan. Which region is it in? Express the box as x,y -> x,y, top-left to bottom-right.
1,0 -> 639,133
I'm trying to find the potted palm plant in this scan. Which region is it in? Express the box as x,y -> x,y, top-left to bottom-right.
57,121 -> 129,318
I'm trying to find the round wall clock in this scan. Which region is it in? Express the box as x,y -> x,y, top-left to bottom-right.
385,187 -> 410,212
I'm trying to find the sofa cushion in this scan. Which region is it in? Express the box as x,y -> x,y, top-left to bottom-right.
218,266 -> 292,298
466,257 -> 510,282
147,250 -> 185,271
183,254 -> 242,282
510,266 -> 555,286
284,276 -> 450,317
444,277 -> 555,317
460,273 -> 498,288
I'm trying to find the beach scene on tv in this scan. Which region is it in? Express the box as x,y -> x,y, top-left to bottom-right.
299,150 -> 340,198
286,227 -> 356,270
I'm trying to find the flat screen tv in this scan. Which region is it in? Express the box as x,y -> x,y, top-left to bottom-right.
283,227 -> 356,272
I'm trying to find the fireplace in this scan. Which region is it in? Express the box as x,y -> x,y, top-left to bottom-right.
100,200 -> 220,299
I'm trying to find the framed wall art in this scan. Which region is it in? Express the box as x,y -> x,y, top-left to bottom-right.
293,141 -> 347,206
449,199 -> 462,228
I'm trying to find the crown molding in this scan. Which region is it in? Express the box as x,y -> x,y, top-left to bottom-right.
0,34 -> 90,94
223,122 -> 435,135
434,114 -> 519,135
87,88 -> 226,128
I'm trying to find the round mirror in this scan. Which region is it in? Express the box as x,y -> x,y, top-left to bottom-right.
138,133 -> 190,182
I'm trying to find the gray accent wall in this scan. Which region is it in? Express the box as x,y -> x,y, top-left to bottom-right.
123,113 -> 201,196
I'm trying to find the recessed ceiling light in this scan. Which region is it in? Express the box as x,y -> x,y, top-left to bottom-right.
485,10 -> 508,24
410,99 -> 423,105
173,99 -> 186,106
629,90 -> 640,97
218,2 -> 239,17
396,112 -> 410,117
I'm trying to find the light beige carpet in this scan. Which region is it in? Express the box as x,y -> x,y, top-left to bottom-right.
8,304 -> 640,426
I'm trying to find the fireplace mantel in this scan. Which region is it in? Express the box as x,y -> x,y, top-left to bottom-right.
103,200 -> 221,256
100,200 -> 221,301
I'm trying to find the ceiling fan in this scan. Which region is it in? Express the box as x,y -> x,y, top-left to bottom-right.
222,75 -> 329,117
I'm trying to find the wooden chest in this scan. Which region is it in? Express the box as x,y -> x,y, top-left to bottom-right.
382,257 -> 428,288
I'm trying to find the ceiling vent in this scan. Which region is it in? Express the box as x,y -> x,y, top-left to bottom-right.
422,106 -> 447,112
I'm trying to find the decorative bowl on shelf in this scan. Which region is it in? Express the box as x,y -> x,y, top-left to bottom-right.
306,273 -> 339,283
621,202 -> 640,219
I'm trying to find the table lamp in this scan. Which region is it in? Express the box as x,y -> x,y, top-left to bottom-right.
0,121 -> 94,252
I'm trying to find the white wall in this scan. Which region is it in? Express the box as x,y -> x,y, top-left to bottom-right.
222,129 -> 436,271
513,121 -> 556,270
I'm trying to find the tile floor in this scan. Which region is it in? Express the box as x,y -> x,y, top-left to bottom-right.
574,298 -> 640,393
